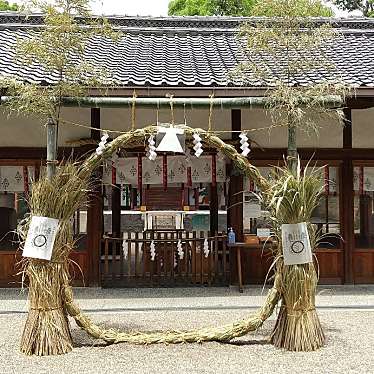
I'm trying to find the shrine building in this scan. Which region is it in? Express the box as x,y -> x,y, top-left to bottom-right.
1,14 -> 374,287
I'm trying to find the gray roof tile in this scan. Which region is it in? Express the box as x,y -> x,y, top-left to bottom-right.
0,13 -> 374,88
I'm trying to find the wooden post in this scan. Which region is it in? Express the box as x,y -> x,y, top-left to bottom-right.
228,109 -> 243,241
111,186 -> 121,236
86,108 -> 103,286
46,117 -> 57,180
210,153 -> 219,234
342,108 -> 354,284
210,185 -> 218,234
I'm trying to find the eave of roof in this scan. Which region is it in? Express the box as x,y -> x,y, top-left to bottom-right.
0,13 -> 374,90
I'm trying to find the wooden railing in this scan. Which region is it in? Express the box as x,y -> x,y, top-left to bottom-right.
100,231 -> 230,287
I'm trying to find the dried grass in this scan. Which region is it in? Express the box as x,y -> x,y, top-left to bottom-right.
19,163 -> 91,356
20,125 -> 324,355
265,161 -> 325,351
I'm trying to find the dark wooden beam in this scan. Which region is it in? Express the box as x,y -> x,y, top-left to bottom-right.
343,108 -> 352,149
341,158 -> 354,284
3,146 -> 374,163
228,109 -> 243,241
347,97 -> 374,109
341,107 -> 354,284
86,108 -> 103,286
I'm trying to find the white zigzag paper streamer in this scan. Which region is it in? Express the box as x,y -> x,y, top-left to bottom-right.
239,132 -> 251,157
96,132 -> 109,155
192,133 -> 203,157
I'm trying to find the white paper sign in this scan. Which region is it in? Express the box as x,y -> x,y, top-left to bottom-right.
257,228 -> 271,238
281,222 -> 312,265
23,216 -> 60,261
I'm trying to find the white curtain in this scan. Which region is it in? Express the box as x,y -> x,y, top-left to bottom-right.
167,156 -> 187,184
0,166 -> 34,192
142,158 -> 163,185
116,157 -> 138,185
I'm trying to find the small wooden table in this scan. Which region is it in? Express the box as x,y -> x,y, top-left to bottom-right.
228,242 -> 264,293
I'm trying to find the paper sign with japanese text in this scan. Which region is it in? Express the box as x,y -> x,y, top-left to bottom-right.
281,222 -> 312,265
23,216 -> 59,261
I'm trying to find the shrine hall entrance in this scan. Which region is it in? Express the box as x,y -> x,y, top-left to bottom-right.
99,153 -> 231,287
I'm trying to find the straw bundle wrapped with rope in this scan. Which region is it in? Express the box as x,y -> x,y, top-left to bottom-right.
19,125 -> 325,355
19,163 -> 93,355
264,162 -> 326,351
19,125 -> 275,355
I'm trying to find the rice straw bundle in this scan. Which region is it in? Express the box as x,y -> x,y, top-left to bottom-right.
264,161 -> 326,351
63,274 -> 281,344
20,125 -> 325,355
19,163 -> 92,355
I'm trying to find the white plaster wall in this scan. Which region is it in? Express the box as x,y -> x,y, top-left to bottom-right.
3,105 -> 371,149
0,108 -> 90,147
241,108 -> 343,148
352,108 -> 374,148
101,107 -> 232,140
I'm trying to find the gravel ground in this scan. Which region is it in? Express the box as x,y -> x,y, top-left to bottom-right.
0,286 -> 374,374
1,285 -> 374,312
0,309 -> 374,373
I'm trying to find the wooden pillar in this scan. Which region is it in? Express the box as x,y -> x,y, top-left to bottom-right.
210,153 -> 219,234
86,108 -> 103,286
210,187 -> 218,234
228,109 -> 243,241
111,186 -> 121,236
342,107 -> 354,284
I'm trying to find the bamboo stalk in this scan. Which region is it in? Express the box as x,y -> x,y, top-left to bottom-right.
0,95 -> 343,109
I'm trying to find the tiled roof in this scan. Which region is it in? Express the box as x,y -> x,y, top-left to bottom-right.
0,13 -> 374,88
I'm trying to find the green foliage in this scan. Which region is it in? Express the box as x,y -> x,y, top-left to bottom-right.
333,0 -> 374,17
251,0 -> 333,17
234,0 -> 349,167
168,0 -> 333,16
1,0 -> 119,123
168,0 -> 255,16
0,0 -> 18,11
